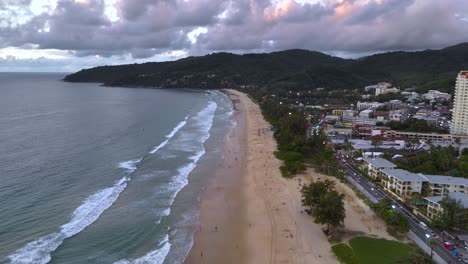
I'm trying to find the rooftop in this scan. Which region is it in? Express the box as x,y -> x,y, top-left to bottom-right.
460,71 -> 468,79
363,157 -> 397,168
381,169 -> 424,181
425,192 -> 468,208
420,174 -> 468,186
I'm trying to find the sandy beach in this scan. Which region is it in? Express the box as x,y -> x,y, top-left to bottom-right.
186,89 -> 391,264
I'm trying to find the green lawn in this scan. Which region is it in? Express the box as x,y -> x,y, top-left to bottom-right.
332,243 -> 360,264
332,237 -> 412,264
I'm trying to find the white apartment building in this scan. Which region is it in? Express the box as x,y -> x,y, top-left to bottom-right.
362,158 -> 397,179
359,109 -> 374,118
375,87 -> 401,96
422,90 -> 451,101
452,71 -> 468,135
425,192 -> 468,219
381,169 -> 424,198
357,101 -> 383,111
420,175 -> 468,196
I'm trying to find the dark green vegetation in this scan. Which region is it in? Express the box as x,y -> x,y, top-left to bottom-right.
257,95 -> 343,177
371,199 -> 410,237
308,134 -> 344,177
386,119 -> 448,133
260,99 -> 308,176
433,196 -> 468,231
65,43 -> 468,95
332,237 -> 432,264
301,179 -> 346,233
393,145 -> 468,177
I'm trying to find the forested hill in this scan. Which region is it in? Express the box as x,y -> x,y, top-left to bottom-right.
64,43 -> 468,93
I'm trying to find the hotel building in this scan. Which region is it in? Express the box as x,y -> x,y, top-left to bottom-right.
452,71 -> 468,135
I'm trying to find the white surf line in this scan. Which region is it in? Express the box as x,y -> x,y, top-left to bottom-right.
113,235 -> 171,264
114,102 -> 217,264
8,116 -> 191,264
8,177 -> 129,264
150,115 -> 189,154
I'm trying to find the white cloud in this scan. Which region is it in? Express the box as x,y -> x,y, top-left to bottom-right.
0,46 -> 68,59
187,27 -> 208,44
104,0 -> 119,22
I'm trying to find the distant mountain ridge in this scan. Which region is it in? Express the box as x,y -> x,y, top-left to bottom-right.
64,43 -> 468,93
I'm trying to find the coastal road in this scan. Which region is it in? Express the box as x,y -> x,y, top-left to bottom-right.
339,161 -> 462,264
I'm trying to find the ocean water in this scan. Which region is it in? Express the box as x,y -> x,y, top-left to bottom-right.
0,73 -> 233,264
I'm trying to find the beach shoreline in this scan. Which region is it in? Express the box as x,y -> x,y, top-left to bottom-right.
185,89 -> 392,264
185,89 -> 338,264
184,89 -> 247,263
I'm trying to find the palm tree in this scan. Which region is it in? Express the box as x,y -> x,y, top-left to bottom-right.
343,137 -> 353,157
371,138 -> 381,157
454,137 -> 461,155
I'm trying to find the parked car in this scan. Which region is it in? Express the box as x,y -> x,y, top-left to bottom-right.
450,248 -> 459,257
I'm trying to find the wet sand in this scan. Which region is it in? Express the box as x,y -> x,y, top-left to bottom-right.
186,90 -> 391,264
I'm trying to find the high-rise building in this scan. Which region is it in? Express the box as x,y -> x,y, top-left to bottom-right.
452,71 -> 468,135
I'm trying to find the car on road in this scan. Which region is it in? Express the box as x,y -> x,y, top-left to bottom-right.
444,242 -> 451,249
451,248 -> 459,257
419,221 -> 428,230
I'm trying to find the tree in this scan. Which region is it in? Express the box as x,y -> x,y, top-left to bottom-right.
312,190 -> 346,233
410,192 -> 424,205
462,148 -> 468,156
421,183 -> 431,197
371,199 -> 409,233
407,246 -> 436,264
343,137 -> 353,156
371,139 -> 381,157
435,196 -> 467,231
405,136 -> 420,151
371,138 -> 381,148
301,179 -> 335,210
301,180 -> 346,234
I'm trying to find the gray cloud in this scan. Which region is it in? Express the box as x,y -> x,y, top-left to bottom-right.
0,0 -> 467,70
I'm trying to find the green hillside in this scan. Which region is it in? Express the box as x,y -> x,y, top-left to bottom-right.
64,43 -> 468,94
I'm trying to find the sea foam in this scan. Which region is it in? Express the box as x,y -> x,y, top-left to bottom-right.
118,159 -> 142,173
149,116 -> 188,154
119,116 -> 189,173
114,235 -> 171,264
114,101 -> 217,264
166,101 -> 217,209
8,116 -> 190,264
9,177 -> 129,264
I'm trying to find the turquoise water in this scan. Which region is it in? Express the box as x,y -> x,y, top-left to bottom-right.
0,73 -> 233,264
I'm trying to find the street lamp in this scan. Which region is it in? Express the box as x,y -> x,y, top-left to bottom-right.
427,236 -> 436,259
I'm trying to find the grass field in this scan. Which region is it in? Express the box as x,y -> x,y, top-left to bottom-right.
332,236 -> 413,264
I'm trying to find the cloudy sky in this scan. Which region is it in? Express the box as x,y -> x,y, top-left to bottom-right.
0,0 -> 467,72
